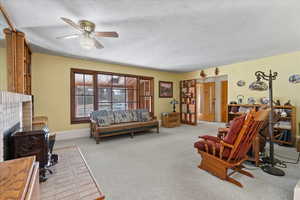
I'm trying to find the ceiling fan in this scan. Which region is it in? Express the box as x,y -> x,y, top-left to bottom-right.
56,17 -> 119,50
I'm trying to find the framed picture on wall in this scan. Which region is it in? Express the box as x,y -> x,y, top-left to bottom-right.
159,81 -> 173,98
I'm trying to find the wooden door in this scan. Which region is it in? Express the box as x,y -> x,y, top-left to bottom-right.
200,82 -> 215,122
221,81 -> 228,122
180,79 -> 197,125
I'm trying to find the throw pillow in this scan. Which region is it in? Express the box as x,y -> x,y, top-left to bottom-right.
96,114 -> 110,127
139,109 -> 151,122
107,111 -> 115,124
130,110 -> 138,121
113,111 -> 132,123
223,114 -> 246,144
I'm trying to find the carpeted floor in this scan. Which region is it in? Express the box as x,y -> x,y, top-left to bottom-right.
55,122 -> 300,200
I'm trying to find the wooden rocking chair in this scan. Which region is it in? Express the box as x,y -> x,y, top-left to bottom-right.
194,108 -> 270,188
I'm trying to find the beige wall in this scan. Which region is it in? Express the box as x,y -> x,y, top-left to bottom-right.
31,51 -> 300,135
32,53 -> 181,132
0,48 -> 7,91
181,51 -> 300,135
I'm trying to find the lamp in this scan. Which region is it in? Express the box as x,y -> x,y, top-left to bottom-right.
80,33 -> 95,50
170,99 -> 179,112
249,70 -> 285,176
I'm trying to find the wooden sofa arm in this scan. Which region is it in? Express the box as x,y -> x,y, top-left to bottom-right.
90,120 -> 98,138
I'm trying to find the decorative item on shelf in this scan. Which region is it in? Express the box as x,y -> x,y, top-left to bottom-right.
274,99 -> 281,106
215,67 -> 219,76
280,110 -> 288,118
284,100 -> 292,106
237,80 -> 246,87
230,106 -> 239,113
184,92 -> 192,98
237,95 -> 244,104
247,97 -> 256,104
159,81 -> 173,98
260,97 -> 269,105
249,70 -> 285,176
200,70 -> 207,78
170,99 -> 179,112
230,101 -> 237,104
238,106 -> 250,113
289,74 -> 300,84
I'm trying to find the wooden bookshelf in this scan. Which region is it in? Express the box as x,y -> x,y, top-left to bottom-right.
227,104 -> 296,146
180,80 -> 197,125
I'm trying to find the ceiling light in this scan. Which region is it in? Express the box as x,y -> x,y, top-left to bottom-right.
79,33 -> 94,50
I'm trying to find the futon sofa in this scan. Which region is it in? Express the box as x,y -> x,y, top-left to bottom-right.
90,109 -> 159,144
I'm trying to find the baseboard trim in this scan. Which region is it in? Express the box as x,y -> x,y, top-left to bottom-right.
55,128 -> 89,141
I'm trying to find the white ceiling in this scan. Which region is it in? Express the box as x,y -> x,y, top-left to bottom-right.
1,0 -> 300,72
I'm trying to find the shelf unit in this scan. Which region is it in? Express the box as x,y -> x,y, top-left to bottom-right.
180,80 -> 197,125
227,104 -> 296,146
4,28 -> 32,95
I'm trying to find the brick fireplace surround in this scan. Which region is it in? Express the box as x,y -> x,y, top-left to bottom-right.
0,91 -> 32,161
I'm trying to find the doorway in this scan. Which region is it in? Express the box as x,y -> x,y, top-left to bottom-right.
196,75 -> 228,123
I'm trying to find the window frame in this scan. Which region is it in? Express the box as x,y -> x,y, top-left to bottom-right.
70,68 -> 154,124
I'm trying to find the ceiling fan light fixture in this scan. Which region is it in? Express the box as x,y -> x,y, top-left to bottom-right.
80,33 -> 94,50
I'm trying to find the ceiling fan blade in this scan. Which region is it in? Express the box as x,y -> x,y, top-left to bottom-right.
93,38 -> 104,49
94,31 -> 119,38
56,34 -> 80,40
60,17 -> 82,31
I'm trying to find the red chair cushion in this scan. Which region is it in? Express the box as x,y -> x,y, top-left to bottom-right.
194,140 -> 231,158
223,115 -> 246,144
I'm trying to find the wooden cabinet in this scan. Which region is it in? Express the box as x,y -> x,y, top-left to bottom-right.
161,112 -> 181,128
4,28 -> 32,95
0,156 -> 40,200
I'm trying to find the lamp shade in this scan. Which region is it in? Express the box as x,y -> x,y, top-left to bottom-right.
80,33 -> 95,50
249,80 -> 268,91
170,99 -> 179,105
289,74 -> 300,84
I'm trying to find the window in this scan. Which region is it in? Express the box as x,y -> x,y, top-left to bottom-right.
71,69 -> 154,123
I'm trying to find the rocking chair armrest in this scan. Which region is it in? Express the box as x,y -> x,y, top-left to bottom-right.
220,140 -> 234,149
199,135 -> 220,143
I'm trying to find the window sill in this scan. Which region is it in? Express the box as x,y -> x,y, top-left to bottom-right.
71,118 -> 90,124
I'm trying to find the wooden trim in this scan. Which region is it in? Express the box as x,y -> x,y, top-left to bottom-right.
70,68 -> 155,124
70,68 -> 153,79
221,80 -> 228,122
0,3 -> 16,31
159,81 -> 173,98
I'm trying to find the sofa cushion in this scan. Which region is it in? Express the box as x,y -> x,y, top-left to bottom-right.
107,111 -> 115,124
137,109 -> 151,122
90,110 -> 103,122
114,110 -> 132,123
130,110 -> 138,122
223,114 -> 246,144
96,113 -> 111,127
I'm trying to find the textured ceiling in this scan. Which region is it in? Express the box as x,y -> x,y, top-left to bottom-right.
1,0 -> 300,72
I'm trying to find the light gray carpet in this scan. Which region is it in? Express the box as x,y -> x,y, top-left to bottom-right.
56,122 -> 300,200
